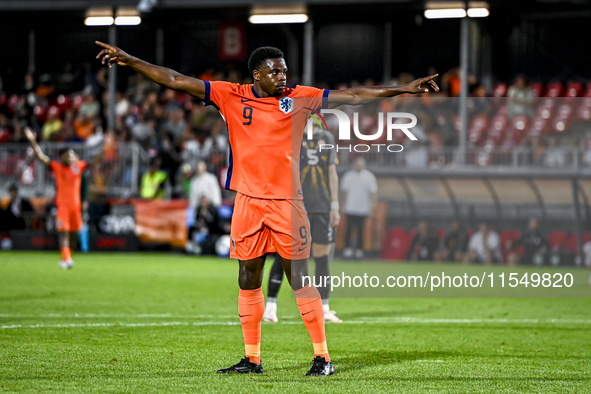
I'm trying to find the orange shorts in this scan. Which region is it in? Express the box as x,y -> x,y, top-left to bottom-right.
230,193 -> 311,261
56,205 -> 82,232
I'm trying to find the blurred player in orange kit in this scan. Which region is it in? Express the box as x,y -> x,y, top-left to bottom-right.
95,40 -> 438,376
24,127 -> 87,269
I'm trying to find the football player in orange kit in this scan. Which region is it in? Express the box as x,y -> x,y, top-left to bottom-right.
24,127 -> 87,269
95,41 -> 438,376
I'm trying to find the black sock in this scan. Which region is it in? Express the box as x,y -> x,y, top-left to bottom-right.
314,254 -> 330,300
267,254 -> 284,299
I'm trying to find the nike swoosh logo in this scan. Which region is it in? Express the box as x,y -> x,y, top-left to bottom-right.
241,98 -> 253,103
301,311 -> 314,316
239,314 -> 252,318
298,246 -> 308,252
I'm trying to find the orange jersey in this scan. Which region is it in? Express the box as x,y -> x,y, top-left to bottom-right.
50,160 -> 87,208
204,81 -> 328,199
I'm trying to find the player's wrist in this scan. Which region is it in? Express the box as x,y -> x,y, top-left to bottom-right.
330,201 -> 339,210
398,84 -> 414,94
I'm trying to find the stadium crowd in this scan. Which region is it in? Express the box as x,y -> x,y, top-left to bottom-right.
1,64 -> 591,259
399,217 -> 584,267
2,63 -> 591,197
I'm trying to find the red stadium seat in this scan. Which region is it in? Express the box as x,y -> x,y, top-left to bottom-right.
55,94 -> 71,111
549,117 -> 570,134
7,94 -> 19,112
380,227 -> 412,260
72,95 -> 85,110
529,82 -> 544,97
548,231 -> 567,251
510,115 -> 528,132
565,82 -> 583,98
565,233 -> 579,255
545,82 -> 563,97
505,115 -> 527,144
527,116 -> 547,138
453,115 -> 462,133
487,114 -> 508,144
549,103 -> 574,134
468,114 -> 488,146
584,82 -> 591,97
575,98 -> 591,122
535,99 -> 555,120
564,233 -> 591,255
500,229 -> 522,261
47,105 -> 61,119
0,127 -> 10,142
496,104 -> 509,116
555,103 -> 574,120
492,83 -> 508,98
503,129 -> 523,146
474,141 -> 494,166
34,105 -> 47,122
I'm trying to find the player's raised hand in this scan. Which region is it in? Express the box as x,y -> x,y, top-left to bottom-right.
329,209 -> 341,228
24,126 -> 37,142
405,74 -> 440,94
95,41 -> 131,68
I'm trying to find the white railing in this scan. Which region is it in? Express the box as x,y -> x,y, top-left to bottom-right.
0,142 -> 148,198
336,145 -> 590,169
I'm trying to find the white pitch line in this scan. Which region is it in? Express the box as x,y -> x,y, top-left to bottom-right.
1,318 -> 591,330
0,322 -> 240,329
1,314 -> 589,324
340,317 -> 591,324
0,314 -> 241,319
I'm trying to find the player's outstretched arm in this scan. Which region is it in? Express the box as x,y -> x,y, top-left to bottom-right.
24,127 -> 50,166
327,74 -> 439,106
95,41 -> 206,100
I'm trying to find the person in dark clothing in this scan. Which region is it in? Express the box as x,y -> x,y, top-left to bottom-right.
407,220 -> 439,261
434,219 -> 468,262
0,184 -> 34,233
506,218 -> 548,265
189,195 -> 226,255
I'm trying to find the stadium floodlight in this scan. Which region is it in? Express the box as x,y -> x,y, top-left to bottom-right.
85,7 -> 142,26
467,1 -> 489,17
424,1 -> 489,19
85,7 -> 114,26
467,7 -> 489,17
115,7 -> 142,26
249,4 -> 308,24
424,9 -> 466,19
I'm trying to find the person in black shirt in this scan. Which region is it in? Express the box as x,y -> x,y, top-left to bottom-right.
407,220 -> 439,261
189,195 -> 227,255
506,218 -> 547,265
434,220 -> 469,262
0,184 -> 34,234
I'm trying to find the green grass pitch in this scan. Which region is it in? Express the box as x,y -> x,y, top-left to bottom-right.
1,251 -> 590,393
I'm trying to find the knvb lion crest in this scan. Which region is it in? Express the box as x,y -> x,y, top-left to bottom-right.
279,97 -> 293,114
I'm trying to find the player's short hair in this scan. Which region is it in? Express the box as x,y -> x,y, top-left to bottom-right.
248,47 -> 284,74
58,148 -> 70,157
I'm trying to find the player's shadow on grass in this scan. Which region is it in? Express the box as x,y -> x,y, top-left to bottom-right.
272,350 -> 455,374
0,292 -> 60,302
335,350 -> 455,373
338,309 -> 432,320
